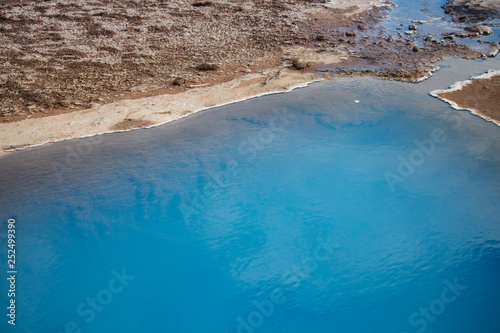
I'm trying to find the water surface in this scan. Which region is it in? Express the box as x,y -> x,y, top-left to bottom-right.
0,57 -> 499,333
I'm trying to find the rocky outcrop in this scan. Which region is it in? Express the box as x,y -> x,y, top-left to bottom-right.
443,0 -> 500,22
196,63 -> 220,71
192,1 -> 213,7
292,59 -> 311,70
172,78 -> 186,86
464,25 -> 493,35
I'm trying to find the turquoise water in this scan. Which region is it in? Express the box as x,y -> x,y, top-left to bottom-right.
1,58 -> 500,333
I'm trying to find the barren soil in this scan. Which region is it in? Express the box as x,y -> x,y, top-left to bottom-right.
1,0 -> 378,122
437,74 -> 500,124
1,0 -> 495,124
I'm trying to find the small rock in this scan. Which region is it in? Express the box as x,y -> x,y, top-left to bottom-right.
357,24 -> 366,31
412,46 -> 420,52
192,1 -> 212,7
316,35 -> 328,41
487,48 -> 499,58
197,63 -> 219,71
292,59 -> 311,70
411,20 -> 431,24
443,35 -> 454,40
409,24 -> 418,31
345,30 -> 357,37
173,77 -> 185,86
465,25 -> 492,36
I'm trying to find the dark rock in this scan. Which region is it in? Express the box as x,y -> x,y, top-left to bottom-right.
292,59 -> 311,70
424,35 -> 439,43
196,63 -> 219,71
443,3 -> 498,23
316,35 -> 328,41
172,77 -> 185,86
465,25 -> 493,36
192,1 -> 213,7
345,30 -> 357,37
487,48 -> 499,57
408,24 -> 418,31
412,46 -> 420,52
357,24 -> 366,31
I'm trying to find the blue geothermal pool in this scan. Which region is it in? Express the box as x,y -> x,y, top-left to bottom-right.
1,57 -> 500,333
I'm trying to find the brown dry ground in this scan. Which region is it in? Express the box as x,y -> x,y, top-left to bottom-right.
438,74 -> 500,123
1,0 -> 496,125
0,0 -> 369,123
